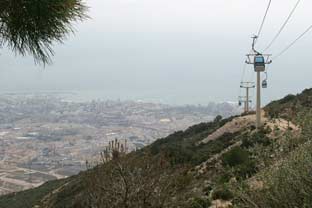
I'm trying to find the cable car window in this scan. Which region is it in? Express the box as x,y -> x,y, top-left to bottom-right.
255,57 -> 264,63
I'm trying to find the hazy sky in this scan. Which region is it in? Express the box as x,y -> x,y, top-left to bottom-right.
0,0 -> 311,105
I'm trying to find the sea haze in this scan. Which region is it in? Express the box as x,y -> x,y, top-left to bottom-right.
0,89 -> 231,106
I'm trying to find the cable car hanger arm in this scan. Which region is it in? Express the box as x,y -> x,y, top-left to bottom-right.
245,54 -> 272,64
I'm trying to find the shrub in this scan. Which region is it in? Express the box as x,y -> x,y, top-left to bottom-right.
212,186 -> 234,201
217,172 -> 233,184
235,160 -> 257,179
189,197 -> 211,208
241,130 -> 271,148
222,147 -> 257,179
214,115 -> 223,123
222,147 -> 249,167
234,142 -> 312,208
280,94 -> 296,104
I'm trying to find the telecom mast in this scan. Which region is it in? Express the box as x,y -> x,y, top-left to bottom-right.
246,36 -> 272,129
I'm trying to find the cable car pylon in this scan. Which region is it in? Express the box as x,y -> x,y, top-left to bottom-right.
240,82 -> 255,113
246,35 -> 272,129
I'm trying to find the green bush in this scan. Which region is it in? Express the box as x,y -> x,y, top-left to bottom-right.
235,141 -> 312,208
241,128 -> 271,148
214,115 -> 223,123
212,186 -> 234,201
217,172 -> 233,184
222,147 -> 257,179
222,147 -> 249,167
235,160 -> 257,179
189,197 -> 211,208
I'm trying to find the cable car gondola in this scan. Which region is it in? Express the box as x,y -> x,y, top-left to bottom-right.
254,55 -> 265,72
262,80 -> 267,88
262,71 -> 268,88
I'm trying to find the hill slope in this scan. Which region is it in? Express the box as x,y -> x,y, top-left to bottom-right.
1,88 -> 312,208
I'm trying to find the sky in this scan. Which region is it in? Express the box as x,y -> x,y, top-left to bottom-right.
0,0 -> 311,105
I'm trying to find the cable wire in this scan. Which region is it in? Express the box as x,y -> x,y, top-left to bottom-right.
273,24 -> 312,60
256,0 -> 272,39
240,63 -> 247,82
238,62 -> 247,105
263,0 -> 301,52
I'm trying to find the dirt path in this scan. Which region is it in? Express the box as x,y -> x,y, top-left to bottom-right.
195,111 -> 300,175
198,112 -> 265,145
199,111 -> 300,145
196,141 -> 242,174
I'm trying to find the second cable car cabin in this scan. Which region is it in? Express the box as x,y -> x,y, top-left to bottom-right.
262,80 -> 267,88
254,55 -> 265,72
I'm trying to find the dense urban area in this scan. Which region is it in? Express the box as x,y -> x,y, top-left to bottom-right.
0,93 -> 239,195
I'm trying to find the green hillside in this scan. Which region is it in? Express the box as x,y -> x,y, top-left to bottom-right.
1,88 -> 312,208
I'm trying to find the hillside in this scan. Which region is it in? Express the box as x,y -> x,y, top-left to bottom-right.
1,88 -> 312,208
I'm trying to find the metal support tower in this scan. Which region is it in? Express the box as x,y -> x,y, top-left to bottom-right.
246,36 -> 272,129
240,82 -> 255,113
238,96 -> 251,112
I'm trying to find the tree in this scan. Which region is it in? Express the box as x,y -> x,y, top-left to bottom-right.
84,155 -> 187,208
0,0 -> 87,64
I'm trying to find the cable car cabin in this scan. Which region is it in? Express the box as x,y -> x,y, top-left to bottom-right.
238,101 -> 242,106
254,55 -> 265,72
262,80 -> 267,88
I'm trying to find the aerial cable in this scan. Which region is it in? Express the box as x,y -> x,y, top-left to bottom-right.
240,49 -> 253,83
263,0 -> 302,52
273,24 -> 312,60
238,62 -> 247,103
256,0 -> 272,43
240,63 -> 247,82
